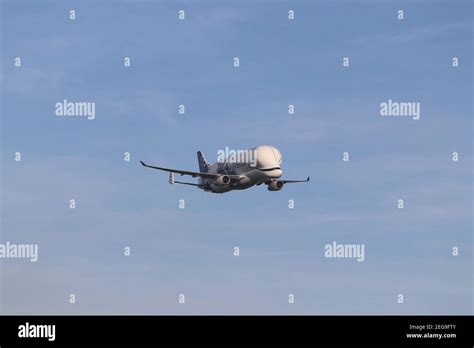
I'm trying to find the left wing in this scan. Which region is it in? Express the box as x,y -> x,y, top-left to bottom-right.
280,177 -> 310,184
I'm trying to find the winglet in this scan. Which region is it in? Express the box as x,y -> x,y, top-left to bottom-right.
140,160 -> 146,166
307,177 -> 310,182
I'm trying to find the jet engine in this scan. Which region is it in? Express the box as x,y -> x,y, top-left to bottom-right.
267,180 -> 284,191
215,175 -> 231,186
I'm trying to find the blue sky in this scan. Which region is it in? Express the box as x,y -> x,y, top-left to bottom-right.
1,0 -> 472,314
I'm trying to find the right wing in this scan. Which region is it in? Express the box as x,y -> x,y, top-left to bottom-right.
169,172 -> 206,187
140,161 -> 240,180
174,180 -> 206,187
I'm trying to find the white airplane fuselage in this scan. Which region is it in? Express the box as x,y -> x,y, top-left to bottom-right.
198,145 -> 283,193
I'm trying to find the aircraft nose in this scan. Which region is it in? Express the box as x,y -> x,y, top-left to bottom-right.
271,169 -> 282,178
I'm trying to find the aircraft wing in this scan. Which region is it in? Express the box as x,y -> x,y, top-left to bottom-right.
140,161 -> 240,180
281,177 -> 310,184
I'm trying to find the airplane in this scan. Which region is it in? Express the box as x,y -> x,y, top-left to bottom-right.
140,145 -> 309,194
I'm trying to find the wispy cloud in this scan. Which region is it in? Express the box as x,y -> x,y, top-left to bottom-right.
351,20 -> 472,46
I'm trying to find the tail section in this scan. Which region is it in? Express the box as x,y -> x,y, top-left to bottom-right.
197,151 -> 210,173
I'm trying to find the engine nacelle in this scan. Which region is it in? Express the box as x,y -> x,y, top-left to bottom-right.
267,180 -> 284,191
214,175 -> 231,186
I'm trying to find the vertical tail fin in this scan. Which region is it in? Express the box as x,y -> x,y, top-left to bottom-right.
197,151 -> 210,173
